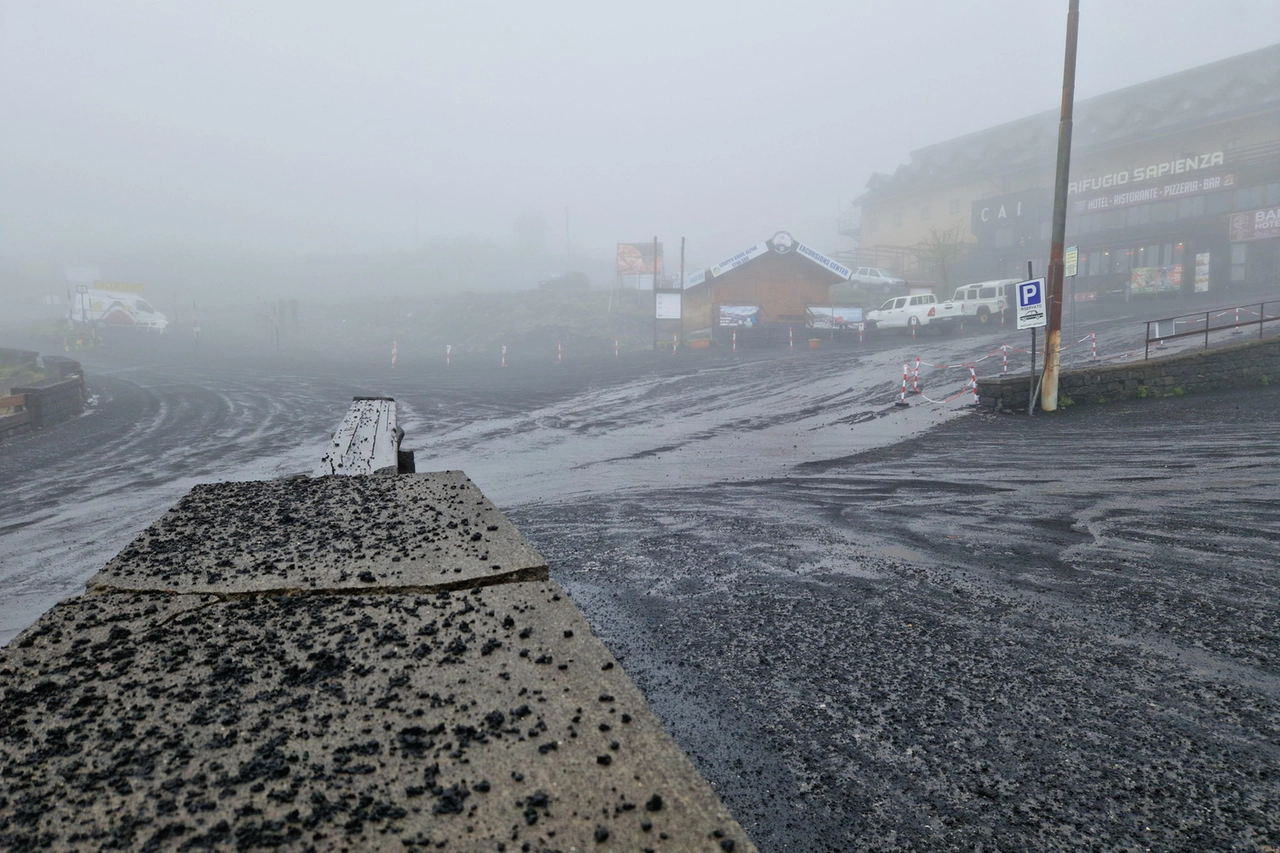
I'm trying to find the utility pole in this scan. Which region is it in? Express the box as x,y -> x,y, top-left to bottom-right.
1041,0 -> 1080,411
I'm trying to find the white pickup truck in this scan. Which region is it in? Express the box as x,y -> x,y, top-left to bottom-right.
942,278 -> 1020,326
865,293 -> 964,333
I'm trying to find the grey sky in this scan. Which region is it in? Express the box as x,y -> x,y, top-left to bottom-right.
1,1 -> 1276,269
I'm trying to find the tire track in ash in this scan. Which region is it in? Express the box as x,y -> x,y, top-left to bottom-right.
402,347 -> 972,506
0,366 -> 344,645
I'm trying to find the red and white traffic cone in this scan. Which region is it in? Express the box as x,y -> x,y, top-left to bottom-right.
858,322 -> 864,345
557,340 -> 562,365
672,333 -> 678,355
913,357 -> 921,394
900,364 -> 908,404
1002,345 -> 1008,374
501,345 -> 507,368
446,344 -> 452,368
789,326 -> 793,351
970,366 -> 978,405
732,330 -> 737,353
1091,332 -> 1097,360
615,337 -> 619,360
391,340 -> 397,370
1233,307 -> 1242,335
911,317 -> 917,339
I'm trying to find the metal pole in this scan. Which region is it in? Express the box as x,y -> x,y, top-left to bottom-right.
680,236 -> 685,349
1030,328 -> 1037,414
1028,261 -> 1036,415
1041,0 -> 1079,411
652,236 -> 658,351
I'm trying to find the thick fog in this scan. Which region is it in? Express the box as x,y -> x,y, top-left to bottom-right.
1,1 -> 1276,296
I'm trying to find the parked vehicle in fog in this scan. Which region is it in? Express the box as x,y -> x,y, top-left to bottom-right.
850,267 -> 907,292
70,288 -> 169,333
865,292 -> 961,332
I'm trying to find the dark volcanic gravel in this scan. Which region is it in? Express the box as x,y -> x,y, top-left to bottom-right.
512,386 -> 1280,852
5,338 -> 1280,851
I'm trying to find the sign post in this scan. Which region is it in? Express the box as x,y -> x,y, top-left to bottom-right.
1016,275 -> 1047,414
1065,246 -> 1078,365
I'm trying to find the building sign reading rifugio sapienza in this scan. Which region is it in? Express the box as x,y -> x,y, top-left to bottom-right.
1230,207 -> 1280,242
1068,151 -> 1225,195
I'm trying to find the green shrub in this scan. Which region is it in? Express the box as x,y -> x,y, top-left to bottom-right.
1136,385 -> 1149,399
1059,394 -> 1074,407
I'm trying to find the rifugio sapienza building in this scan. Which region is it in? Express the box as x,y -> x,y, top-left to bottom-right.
851,43 -> 1280,303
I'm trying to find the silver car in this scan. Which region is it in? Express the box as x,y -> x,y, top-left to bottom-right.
850,267 -> 907,292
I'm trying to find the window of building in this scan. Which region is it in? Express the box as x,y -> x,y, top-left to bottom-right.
1177,196 -> 1205,218
1128,204 -> 1150,227
1088,251 -> 1101,276
1236,186 -> 1266,210
1231,243 -> 1247,282
1102,210 -> 1127,229
950,200 -> 961,215
1151,202 -> 1177,223
1269,183 -> 1280,206
1207,192 -> 1233,215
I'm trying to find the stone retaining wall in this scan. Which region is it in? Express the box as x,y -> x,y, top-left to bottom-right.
11,374 -> 85,430
977,336 -> 1280,412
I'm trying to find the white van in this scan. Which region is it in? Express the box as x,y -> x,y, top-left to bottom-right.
73,289 -> 169,333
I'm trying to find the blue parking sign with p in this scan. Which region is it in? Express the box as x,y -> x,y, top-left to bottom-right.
1016,277 -> 1047,330
1018,279 -> 1043,309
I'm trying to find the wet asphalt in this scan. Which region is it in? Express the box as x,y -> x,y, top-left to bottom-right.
2,316 -> 1278,851
512,386 -> 1280,851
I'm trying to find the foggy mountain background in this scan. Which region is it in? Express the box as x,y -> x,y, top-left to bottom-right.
1,1 -> 1276,317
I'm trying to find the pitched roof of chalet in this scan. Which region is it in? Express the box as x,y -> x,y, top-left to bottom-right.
685,231 -> 852,288
856,42 -> 1280,205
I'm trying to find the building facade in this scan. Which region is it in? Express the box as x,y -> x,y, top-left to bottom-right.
852,44 -> 1280,301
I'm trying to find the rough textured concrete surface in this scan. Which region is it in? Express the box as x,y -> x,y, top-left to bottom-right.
2,472 -> 757,852
314,397 -> 401,477
89,473 -> 548,595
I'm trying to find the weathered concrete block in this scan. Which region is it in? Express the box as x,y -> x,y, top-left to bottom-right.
0,583 -> 754,852
90,473 -> 548,596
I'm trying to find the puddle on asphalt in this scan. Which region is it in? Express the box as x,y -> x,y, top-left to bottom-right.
872,544 -> 926,563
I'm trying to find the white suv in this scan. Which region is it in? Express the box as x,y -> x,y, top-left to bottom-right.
850,267 -> 907,292
949,279 -> 1020,325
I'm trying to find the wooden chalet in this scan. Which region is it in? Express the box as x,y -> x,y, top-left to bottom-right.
681,231 -> 852,345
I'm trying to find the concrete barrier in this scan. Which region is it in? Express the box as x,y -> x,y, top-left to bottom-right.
9,375 -> 86,430
977,336 -> 1280,412
315,397 -> 411,477
0,472 -> 757,852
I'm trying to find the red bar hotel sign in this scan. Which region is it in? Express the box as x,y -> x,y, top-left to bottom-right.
1230,207 -> 1280,242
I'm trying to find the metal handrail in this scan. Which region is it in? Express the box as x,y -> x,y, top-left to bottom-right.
1144,300 -> 1279,359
